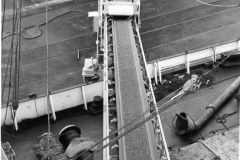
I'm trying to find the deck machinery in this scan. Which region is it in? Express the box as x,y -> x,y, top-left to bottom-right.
83,0 -> 170,159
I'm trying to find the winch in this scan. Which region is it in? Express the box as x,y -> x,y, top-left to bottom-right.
33,125 -> 97,160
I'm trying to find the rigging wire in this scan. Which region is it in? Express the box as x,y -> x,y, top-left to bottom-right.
82,92 -> 188,160
2,47 -> 238,159
195,0 -> 240,7
1,74 -> 239,149
1,88 -> 181,141
198,140 -> 220,158
78,50 -> 239,159
10,0 -> 22,132
1,12 -> 238,156
17,0 -> 22,104
2,0 -> 19,132
74,87 -> 183,157
1,0 -> 7,38
45,0 -> 51,153
12,1 -> 19,110
1,0 -> 18,99
202,50 -> 237,77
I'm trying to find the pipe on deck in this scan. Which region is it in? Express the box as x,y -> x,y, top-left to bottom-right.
173,76 -> 240,135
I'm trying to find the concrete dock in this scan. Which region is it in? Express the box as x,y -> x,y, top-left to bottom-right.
170,127 -> 239,160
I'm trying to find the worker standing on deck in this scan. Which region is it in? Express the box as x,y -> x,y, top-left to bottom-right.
171,74 -> 199,101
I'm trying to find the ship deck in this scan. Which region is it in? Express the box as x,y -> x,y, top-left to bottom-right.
1,0 -> 240,159
2,66 -> 239,160
2,0 -> 240,103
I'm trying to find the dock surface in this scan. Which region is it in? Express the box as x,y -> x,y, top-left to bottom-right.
170,127 -> 239,160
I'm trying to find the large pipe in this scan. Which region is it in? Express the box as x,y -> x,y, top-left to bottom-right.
173,76 -> 240,135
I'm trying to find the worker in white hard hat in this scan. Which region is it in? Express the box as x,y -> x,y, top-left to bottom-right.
171,74 -> 199,101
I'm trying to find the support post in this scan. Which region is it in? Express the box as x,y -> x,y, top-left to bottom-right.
154,62 -> 158,84
185,51 -> 190,74
158,61 -> 162,82
82,86 -> 88,110
48,92 -> 56,121
212,47 -> 216,62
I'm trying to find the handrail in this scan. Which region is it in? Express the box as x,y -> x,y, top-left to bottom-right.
147,38 -> 240,64
1,81 -> 103,126
147,39 -> 240,81
135,20 -> 170,159
1,80 -> 103,108
102,14 -> 110,160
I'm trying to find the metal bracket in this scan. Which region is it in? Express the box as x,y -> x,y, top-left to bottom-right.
111,144 -> 119,149
111,118 -> 117,123
155,129 -> 161,134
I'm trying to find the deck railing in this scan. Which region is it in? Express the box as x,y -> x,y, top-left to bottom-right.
135,20 -> 170,160
102,14 -> 110,160
148,39 -> 240,82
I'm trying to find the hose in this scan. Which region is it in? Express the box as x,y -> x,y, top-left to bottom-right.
2,10 -> 88,40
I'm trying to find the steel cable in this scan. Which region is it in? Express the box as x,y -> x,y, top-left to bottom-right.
44,0 -> 51,153
1,0 -> 7,38
202,50 -> 238,77
17,0 -> 22,103
79,49 -> 239,159
74,87 -> 182,158
82,92 -> 188,160
2,0 -> 19,131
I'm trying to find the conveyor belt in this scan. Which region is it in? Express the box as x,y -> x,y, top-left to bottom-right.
113,20 -> 159,160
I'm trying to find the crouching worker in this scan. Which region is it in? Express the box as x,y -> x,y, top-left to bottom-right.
171,74 -> 200,101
